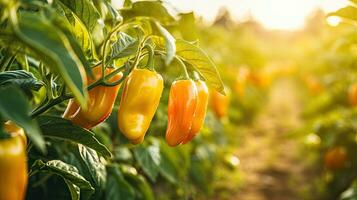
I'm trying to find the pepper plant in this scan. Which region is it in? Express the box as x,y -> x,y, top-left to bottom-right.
0,0 -> 225,199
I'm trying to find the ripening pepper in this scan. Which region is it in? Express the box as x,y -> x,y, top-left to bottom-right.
211,89 -> 230,119
305,76 -> 323,94
118,68 -> 164,144
324,146 -> 348,170
348,83 -> 357,107
63,66 -> 123,129
182,80 -> 209,144
234,67 -> 249,97
165,80 -> 198,146
0,122 -> 28,200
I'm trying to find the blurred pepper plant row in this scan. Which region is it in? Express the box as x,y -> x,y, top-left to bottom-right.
294,2 -> 357,199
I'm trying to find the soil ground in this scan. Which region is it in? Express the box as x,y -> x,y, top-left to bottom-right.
229,79 -> 317,200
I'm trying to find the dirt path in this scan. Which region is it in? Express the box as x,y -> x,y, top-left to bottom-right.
233,79 -> 311,200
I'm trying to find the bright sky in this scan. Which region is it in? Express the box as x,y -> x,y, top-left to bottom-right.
165,0 -> 349,30
112,0 -> 348,30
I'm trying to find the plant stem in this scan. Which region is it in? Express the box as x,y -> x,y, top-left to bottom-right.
143,44 -> 155,71
101,22 -> 126,81
4,51 -> 18,71
30,65 -> 126,118
175,56 -> 190,79
30,95 -> 72,118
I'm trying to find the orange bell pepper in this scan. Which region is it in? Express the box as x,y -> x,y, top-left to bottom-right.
63,66 -> 123,129
211,89 -> 230,119
165,80 -> 198,146
182,80 -> 209,144
324,146 -> 348,170
348,83 -> 357,107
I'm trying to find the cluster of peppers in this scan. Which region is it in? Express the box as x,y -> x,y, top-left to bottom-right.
62,61 -> 216,146
0,56 -> 230,200
59,42 -> 233,146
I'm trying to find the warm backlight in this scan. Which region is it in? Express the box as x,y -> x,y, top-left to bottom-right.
165,0 -> 348,30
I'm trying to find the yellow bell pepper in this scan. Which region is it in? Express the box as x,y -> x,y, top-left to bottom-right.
0,122 -> 28,200
118,68 -> 164,144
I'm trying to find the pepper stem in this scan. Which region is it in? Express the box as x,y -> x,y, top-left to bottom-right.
175,56 -> 190,79
143,44 -> 155,71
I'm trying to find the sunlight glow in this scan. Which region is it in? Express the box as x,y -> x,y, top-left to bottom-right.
164,0 -> 349,30
326,16 -> 342,27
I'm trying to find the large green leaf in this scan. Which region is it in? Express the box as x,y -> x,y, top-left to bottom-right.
154,22 -> 175,65
0,86 -> 45,152
329,6 -> 357,23
178,12 -> 199,41
37,116 -> 111,158
64,179 -> 80,200
14,12 -> 88,107
58,0 -> 101,32
158,143 -> 178,184
109,32 -> 139,61
152,38 -> 224,93
0,70 -> 43,93
349,0 -> 357,6
31,160 -> 94,194
102,1 -> 122,27
120,1 -> 175,24
123,172 -> 154,200
176,39 -> 225,94
53,1 -> 95,61
113,146 -> 133,163
123,0 -> 132,7
133,145 -> 161,182
106,165 -> 135,200
77,145 -> 106,194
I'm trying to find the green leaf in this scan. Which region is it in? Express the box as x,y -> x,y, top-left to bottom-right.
58,0 -> 101,32
64,179 -> 80,200
133,145 -> 161,182
176,39 -> 225,94
15,12 -> 88,107
78,145 -> 106,192
103,1 -> 122,27
109,32 -> 138,61
350,0 -> 357,5
154,22 -> 175,65
329,6 -> 357,23
106,165 -> 135,200
113,146 -> 133,162
0,86 -> 45,152
123,0 -> 132,7
53,1 -> 95,63
32,160 -> 94,193
37,115 -> 111,158
178,12 -> 199,41
120,1 -> 175,24
189,157 -> 210,193
123,173 -> 154,200
158,145 -> 178,184
0,70 -> 43,92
